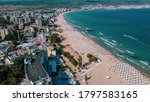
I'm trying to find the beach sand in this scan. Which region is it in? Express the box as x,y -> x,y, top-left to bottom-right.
56,12 -> 150,85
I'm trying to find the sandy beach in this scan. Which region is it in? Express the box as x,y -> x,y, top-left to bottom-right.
56,11 -> 150,85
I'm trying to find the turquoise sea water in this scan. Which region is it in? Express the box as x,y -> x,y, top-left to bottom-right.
64,9 -> 150,75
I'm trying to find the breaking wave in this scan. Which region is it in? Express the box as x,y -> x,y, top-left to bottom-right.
116,48 -> 125,53
99,32 -> 104,35
126,50 -> 134,55
116,54 -> 125,58
104,42 -> 114,48
100,37 -> 116,46
123,35 -> 138,41
140,60 -> 149,66
112,40 -> 117,43
88,34 -> 96,38
126,58 -> 135,63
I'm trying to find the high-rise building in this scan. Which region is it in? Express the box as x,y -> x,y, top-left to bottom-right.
30,11 -> 34,17
3,15 -> 8,20
36,16 -> 42,28
18,17 -> 24,24
0,29 -> 9,39
24,16 -> 31,24
18,23 -> 24,30
10,16 -> 17,24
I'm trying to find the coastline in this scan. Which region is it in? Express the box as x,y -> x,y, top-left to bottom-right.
56,9 -> 150,85
73,7 -> 150,77
81,4 -> 150,10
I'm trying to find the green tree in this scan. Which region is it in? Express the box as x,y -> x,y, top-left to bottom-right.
78,56 -> 82,67
1,58 -> 25,85
87,54 -> 97,63
63,51 -> 78,66
76,80 -> 80,85
7,76 -> 17,85
0,17 -> 10,24
49,34 -> 61,43
53,24 -> 60,28
12,40 -> 18,47
85,75 -> 88,82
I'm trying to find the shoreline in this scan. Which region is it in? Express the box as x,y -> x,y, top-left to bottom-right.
75,8 -> 150,78
67,6 -> 150,77
56,9 -> 150,85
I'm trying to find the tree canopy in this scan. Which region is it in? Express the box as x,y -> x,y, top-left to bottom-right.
0,17 -> 11,24
87,54 -> 97,63
49,34 -> 61,44
0,58 -> 25,85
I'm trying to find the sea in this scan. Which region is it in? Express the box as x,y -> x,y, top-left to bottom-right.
64,8 -> 150,75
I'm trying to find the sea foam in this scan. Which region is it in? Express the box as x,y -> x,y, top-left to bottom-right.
123,35 -> 138,41
126,50 -> 134,55
116,53 -> 125,58
123,35 -> 150,47
112,40 -> 117,43
104,42 -> 114,48
116,48 -> 125,53
126,58 -> 135,63
88,34 -> 96,38
99,32 -> 103,35
100,37 -> 116,46
140,60 -> 149,66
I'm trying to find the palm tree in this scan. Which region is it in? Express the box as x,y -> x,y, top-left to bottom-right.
85,75 -> 88,84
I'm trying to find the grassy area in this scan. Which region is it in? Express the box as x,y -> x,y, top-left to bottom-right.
87,54 -> 97,63
77,55 -> 82,67
62,51 -> 78,67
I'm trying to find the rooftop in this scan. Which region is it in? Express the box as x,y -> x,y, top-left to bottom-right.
23,32 -> 34,38
25,51 -> 49,82
0,42 -> 12,53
